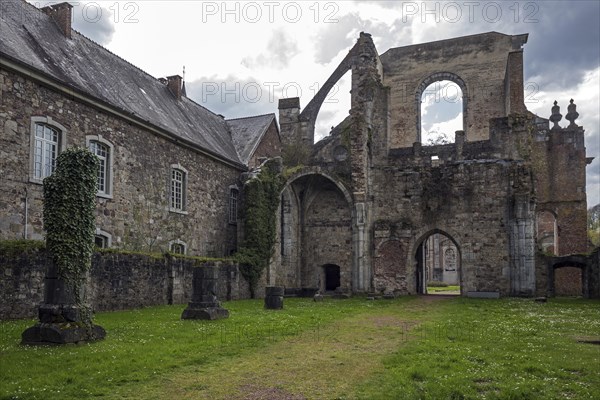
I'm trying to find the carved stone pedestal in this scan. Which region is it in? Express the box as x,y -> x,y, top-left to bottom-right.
181,266 -> 229,320
22,266 -> 105,345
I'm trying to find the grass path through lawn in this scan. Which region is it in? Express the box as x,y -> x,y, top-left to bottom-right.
125,296 -> 444,399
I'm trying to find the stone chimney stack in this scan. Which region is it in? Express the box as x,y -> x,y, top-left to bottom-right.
167,75 -> 183,100
42,2 -> 73,39
278,98 -> 301,147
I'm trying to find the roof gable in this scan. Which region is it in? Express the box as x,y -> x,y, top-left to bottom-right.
0,0 -> 243,166
226,114 -> 278,165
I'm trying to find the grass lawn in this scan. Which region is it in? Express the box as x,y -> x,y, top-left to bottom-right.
427,285 -> 461,294
1,296 -> 599,399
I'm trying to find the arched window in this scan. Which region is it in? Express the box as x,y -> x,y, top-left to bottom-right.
29,117 -> 67,182
87,135 -> 114,198
416,73 -> 467,145
169,239 -> 186,255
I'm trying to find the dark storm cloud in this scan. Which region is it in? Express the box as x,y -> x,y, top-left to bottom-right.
522,1 -> 600,90
186,76 -> 278,119
351,1 -> 598,91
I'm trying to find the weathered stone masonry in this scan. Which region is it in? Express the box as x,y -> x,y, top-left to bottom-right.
0,67 -> 241,254
271,32 -> 596,298
0,248 -> 262,319
0,0 -> 286,258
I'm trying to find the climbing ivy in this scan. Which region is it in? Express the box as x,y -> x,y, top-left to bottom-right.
43,147 -> 99,306
235,159 -> 283,297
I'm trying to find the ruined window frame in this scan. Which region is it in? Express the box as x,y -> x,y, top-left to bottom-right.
415,73 -> 467,144
29,117 -> 67,184
86,135 -> 114,199
169,164 -> 188,214
169,239 -> 186,255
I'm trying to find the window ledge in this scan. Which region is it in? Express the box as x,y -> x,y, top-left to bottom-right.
169,209 -> 188,215
29,177 -> 44,185
97,193 -> 113,200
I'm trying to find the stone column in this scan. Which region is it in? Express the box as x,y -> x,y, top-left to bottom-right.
353,201 -> 368,291
181,266 -> 229,320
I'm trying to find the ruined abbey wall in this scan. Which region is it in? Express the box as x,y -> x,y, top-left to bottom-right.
275,32 -> 593,297
380,32 -> 527,148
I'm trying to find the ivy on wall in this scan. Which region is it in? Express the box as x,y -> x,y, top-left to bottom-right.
235,159 -> 283,297
43,147 -> 99,305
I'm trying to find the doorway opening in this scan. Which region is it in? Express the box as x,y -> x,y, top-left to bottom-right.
323,264 -> 341,292
415,232 -> 461,295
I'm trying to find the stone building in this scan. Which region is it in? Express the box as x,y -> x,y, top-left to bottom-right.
0,0 -> 596,299
0,0 -> 280,256
270,31 -> 595,298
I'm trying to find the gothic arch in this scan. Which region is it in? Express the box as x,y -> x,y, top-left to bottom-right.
281,167 -> 353,206
415,72 -> 468,143
274,168 -> 355,291
411,227 -> 463,294
537,209 -> 558,255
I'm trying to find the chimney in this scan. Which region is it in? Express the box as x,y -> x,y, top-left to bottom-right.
42,2 -> 73,39
167,75 -> 183,100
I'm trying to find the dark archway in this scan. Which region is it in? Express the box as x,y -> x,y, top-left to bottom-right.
414,230 -> 461,295
323,264 -> 341,291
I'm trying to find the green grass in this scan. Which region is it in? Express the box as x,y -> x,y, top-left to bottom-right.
427,285 -> 461,293
1,297 -> 599,399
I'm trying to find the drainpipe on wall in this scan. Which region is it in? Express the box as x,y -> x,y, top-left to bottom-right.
24,187 -> 29,240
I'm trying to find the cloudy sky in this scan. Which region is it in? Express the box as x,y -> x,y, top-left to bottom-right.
32,0 -> 600,206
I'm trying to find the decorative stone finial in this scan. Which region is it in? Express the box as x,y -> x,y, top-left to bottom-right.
549,100 -> 562,130
565,98 -> 579,127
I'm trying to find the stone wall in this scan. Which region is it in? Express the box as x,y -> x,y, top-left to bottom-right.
553,266 -> 583,296
0,248 -> 263,320
0,68 -> 241,256
276,32 -> 589,298
379,32 -> 527,148
248,121 -> 282,169
303,185 -> 353,290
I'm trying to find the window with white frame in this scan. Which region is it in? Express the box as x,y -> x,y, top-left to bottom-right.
169,240 -> 186,255
94,228 -> 112,248
30,117 -> 66,183
33,124 -> 59,179
170,165 -> 187,212
33,123 -> 59,179
87,137 -> 113,197
229,188 -> 238,223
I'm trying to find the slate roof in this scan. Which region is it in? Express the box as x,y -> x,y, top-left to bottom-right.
226,114 -> 277,165
0,0 -> 245,167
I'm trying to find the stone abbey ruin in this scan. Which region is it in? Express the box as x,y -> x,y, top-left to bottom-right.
272,31 -> 597,298
1,1 -> 598,320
